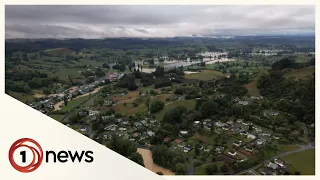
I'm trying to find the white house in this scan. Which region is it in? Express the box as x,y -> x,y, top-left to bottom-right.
228,151 -> 237,156
147,131 -> 155,137
80,126 -> 86,132
273,136 -> 280,140
274,159 -> 285,168
267,162 -> 279,170
233,141 -> 242,147
118,127 -> 127,131
256,139 -> 266,145
180,131 -> 188,135
222,126 -> 229,131
215,122 -> 225,127
236,119 -> 243,123
247,134 -> 256,140
260,133 -> 271,136
194,121 -> 200,125
240,131 -> 248,136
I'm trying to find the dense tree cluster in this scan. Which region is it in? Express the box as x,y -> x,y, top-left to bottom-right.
116,74 -> 138,91
112,63 -> 126,72
149,100 -> 164,113
258,71 -> 315,124
151,145 -> 186,174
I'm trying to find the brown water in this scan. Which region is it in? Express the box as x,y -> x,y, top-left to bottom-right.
137,148 -> 175,175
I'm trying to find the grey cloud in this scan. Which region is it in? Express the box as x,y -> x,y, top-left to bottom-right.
5,5 -> 315,38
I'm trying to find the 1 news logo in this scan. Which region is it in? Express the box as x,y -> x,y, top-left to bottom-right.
9,138 -> 94,173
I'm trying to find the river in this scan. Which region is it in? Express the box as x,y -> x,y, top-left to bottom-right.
137,148 -> 175,175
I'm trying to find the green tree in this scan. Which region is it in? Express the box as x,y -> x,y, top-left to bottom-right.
163,106 -> 187,125
175,163 -> 186,175
149,100 -> 164,113
200,101 -> 218,118
64,96 -> 68,106
129,152 -> 145,167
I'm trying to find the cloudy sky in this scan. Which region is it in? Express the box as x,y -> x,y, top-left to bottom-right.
5,5 -> 315,39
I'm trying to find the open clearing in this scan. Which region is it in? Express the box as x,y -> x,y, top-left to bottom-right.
185,70 -> 224,81
112,91 -> 139,103
44,48 -> 75,56
113,94 -> 171,116
283,66 -> 315,80
191,132 -> 208,144
281,149 -> 315,175
114,102 -> 146,115
244,79 -> 261,96
153,99 -> 196,121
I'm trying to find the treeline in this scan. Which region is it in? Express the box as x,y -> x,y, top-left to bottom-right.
5,70 -> 60,93
272,57 -> 315,70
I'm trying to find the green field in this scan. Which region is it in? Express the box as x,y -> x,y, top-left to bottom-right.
195,162 -> 225,175
60,95 -> 91,111
281,149 -> 315,175
185,70 -> 224,81
49,114 -> 66,121
44,48 -> 75,56
153,99 -> 196,121
283,66 -> 315,80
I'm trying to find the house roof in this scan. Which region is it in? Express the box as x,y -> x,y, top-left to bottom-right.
164,137 -> 170,142
174,139 -> 182,143
267,162 -> 278,170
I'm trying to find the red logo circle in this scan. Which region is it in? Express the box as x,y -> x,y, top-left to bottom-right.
8,138 -> 43,173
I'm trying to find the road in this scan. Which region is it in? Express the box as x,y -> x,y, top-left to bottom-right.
301,123 -> 311,145
237,144 -> 315,175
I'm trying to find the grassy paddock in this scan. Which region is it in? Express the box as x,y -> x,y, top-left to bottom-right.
153,99 -> 196,121
184,70 -> 224,81
283,66 -> 315,80
60,95 -> 91,111
281,149 -> 315,175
